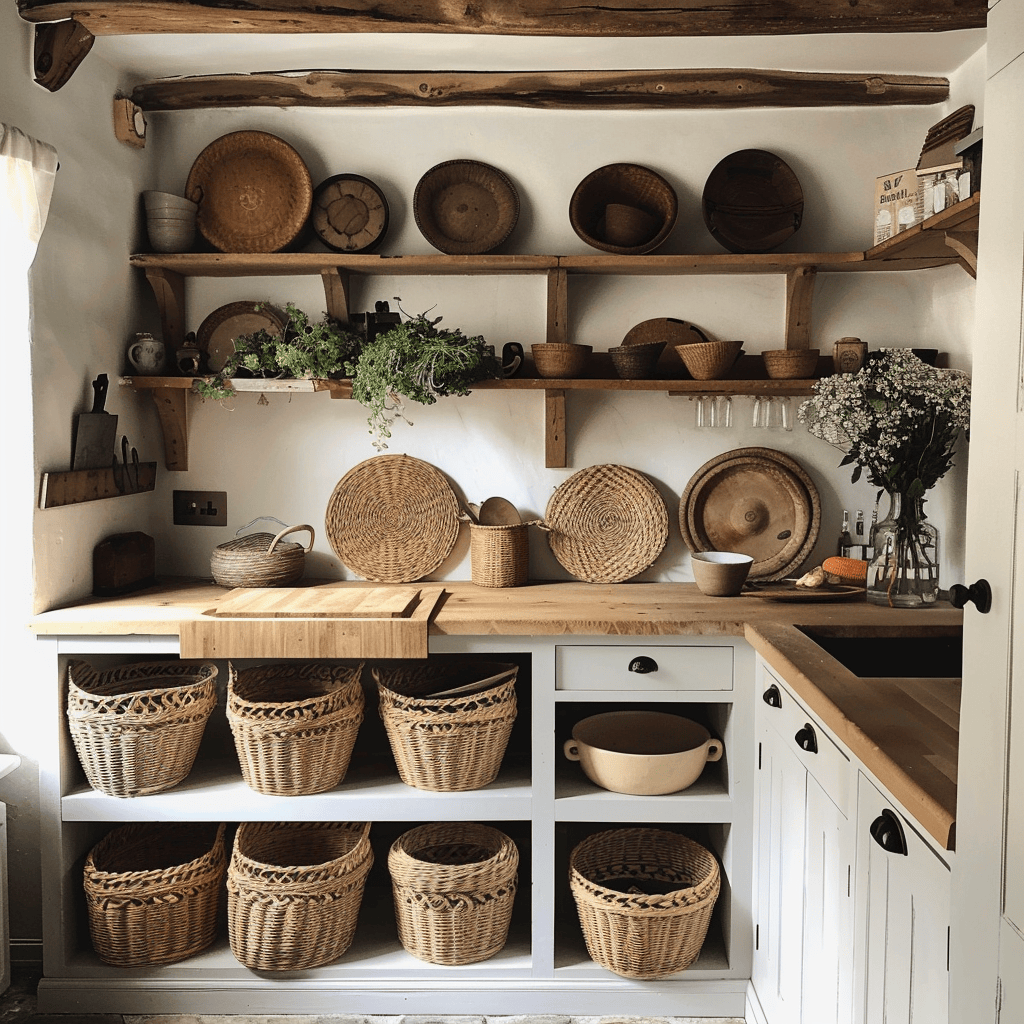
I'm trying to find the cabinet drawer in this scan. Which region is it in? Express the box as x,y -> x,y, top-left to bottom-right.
556,644 -> 733,691
760,669 -> 851,816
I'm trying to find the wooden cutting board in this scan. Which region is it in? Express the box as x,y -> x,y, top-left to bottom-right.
208,585 -> 422,619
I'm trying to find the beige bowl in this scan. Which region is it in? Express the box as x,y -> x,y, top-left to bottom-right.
675,339 -> 743,380
143,190 -> 199,214
531,342 -> 592,379
146,216 -> 196,253
690,550 -> 754,596
563,710 -> 724,795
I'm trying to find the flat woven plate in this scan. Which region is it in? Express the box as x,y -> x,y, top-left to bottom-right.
414,159 -> 519,255
196,301 -> 287,373
545,464 -> 668,584
185,130 -> 312,253
679,447 -> 820,581
325,455 -> 460,583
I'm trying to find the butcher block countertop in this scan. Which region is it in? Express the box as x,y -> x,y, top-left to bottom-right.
31,577 -> 962,849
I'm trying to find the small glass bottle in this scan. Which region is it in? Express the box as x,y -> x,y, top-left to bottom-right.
837,510 -> 853,557
854,510 -> 866,559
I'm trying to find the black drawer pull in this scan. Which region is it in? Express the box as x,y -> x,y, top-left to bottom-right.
870,809 -> 908,855
628,656 -> 658,674
762,684 -> 782,708
795,724 -> 818,753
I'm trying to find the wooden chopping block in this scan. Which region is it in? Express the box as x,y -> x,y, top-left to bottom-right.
93,532 -> 155,596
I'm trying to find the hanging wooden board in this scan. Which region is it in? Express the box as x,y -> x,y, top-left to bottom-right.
39,463 -> 157,508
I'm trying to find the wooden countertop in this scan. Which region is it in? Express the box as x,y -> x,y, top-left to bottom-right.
31,577 -> 961,849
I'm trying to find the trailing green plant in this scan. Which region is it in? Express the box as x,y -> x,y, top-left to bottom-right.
193,302 -> 362,401
345,303 -> 502,450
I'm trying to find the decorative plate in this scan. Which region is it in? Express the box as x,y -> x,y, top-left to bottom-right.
741,581 -> 864,602
311,173 -> 389,253
195,301 -> 287,373
545,464 -> 668,584
325,454 -> 460,583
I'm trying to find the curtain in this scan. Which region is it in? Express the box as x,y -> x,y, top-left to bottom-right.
1,123 -> 58,262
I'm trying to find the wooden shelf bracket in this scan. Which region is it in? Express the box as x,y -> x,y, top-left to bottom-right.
785,265 -> 816,349
144,266 -> 186,350
943,230 -> 978,279
545,389 -> 567,469
320,267 -> 351,324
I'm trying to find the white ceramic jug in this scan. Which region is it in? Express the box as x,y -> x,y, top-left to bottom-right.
127,333 -> 165,374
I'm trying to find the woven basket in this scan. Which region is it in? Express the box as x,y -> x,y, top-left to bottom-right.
531,342 -> 592,379
227,661 -> 365,796
762,347 -> 820,380
389,822 -> 519,965
227,821 -> 373,971
67,660 -> 218,798
675,340 -> 744,381
210,523 -> 313,588
371,660 -> 518,791
470,522 -> 529,587
84,822 -> 226,967
609,341 -> 666,380
569,827 -> 720,979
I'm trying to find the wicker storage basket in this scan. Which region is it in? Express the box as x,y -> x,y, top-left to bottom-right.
84,822 -> 226,967
210,522 -> 314,588
389,822 -> 518,965
67,660 -> 218,798
227,821 -> 373,971
569,827 -> 720,979
470,522 -> 529,587
371,660 -> 518,791
227,661 -> 365,796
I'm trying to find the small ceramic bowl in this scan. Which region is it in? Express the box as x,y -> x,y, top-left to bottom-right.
143,190 -> 198,215
146,216 -> 196,253
690,550 -> 754,596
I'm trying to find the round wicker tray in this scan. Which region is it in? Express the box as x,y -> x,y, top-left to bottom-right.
544,464 -> 668,584
325,455 -> 461,583
185,130 -> 312,253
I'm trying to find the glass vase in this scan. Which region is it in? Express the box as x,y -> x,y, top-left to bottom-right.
866,491 -> 940,607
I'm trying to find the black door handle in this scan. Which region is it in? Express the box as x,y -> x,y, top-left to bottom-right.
950,579 -> 992,614
628,656 -> 658,674
762,684 -> 782,708
795,724 -> 818,753
870,809 -> 908,855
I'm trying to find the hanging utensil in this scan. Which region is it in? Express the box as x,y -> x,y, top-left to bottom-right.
479,496 -> 522,526
72,374 -> 118,470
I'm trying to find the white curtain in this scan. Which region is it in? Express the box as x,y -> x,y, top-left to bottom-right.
1,123 -> 58,264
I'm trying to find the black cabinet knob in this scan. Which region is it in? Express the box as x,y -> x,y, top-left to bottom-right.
628,656 -> 658,674
762,684 -> 782,708
870,809 -> 908,855
795,724 -> 818,753
950,579 -> 992,614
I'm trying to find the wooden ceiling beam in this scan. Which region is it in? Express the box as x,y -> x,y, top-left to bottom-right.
131,68 -> 949,111
17,0 -> 988,37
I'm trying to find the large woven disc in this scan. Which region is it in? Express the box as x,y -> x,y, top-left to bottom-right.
545,464 -> 668,584
325,455 -> 460,583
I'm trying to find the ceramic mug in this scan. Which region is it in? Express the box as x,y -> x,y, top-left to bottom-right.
127,333 -> 165,374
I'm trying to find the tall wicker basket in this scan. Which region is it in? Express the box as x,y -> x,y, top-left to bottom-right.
66,660 -> 218,798
83,822 -> 226,967
569,827 -> 720,979
370,660 -> 518,791
227,661 -> 365,796
389,822 -> 518,965
227,821 -> 373,971
469,522 -> 529,587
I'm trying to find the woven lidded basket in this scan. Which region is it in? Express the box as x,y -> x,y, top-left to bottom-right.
371,659 -> 518,791
569,827 -> 720,979
228,821 -> 373,971
389,822 -> 519,965
67,660 -> 218,798
470,522 -> 529,588
84,822 -> 226,967
210,522 -> 314,588
227,661 -> 365,796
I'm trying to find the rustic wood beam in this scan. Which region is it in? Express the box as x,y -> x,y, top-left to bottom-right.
131,68 -> 949,112
33,19 -> 94,92
16,0 -> 988,37
785,265 -> 816,350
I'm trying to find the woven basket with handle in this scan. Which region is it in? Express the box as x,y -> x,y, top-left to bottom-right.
210,520 -> 314,588
84,822 -> 226,967
227,661 -> 365,796
227,821 -> 373,971
569,827 -> 720,979
67,660 -> 218,798
389,822 -> 519,965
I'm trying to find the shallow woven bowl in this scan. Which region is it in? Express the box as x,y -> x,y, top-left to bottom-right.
675,340 -> 743,381
762,348 -> 820,379
570,163 -> 678,255
609,341 -> 665,380
532,343 -> 592,379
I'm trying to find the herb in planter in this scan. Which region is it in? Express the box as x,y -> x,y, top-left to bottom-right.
345,304 -> 501,450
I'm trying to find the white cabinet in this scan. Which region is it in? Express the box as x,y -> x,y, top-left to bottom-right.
855,771 -> 951,1024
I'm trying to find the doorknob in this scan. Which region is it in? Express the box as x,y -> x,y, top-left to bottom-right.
949,578 -> 992,614
869,809 -> 908,855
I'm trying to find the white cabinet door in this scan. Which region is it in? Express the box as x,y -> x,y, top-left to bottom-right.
856,773 -> 950,1024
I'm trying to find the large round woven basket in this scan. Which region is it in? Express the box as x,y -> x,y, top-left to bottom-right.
544,464 -> 669,583
389,822 -> 519,965
84,822 -> 226,967
227,661 -> 365,796
569,827 -> 720,979
371,660 -> 518,791
210,523 -> 313,588
66,660 -> 218,798
227,821 -> 373,971
325,455 -> 461,583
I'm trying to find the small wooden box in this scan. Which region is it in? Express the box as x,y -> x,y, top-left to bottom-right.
93,531 -> 155,596
873,169 -> 922,245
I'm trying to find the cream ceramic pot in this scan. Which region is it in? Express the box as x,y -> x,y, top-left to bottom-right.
563,710 -> 723,795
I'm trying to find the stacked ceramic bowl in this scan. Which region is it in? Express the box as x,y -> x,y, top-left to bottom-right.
143,191 -> 198,253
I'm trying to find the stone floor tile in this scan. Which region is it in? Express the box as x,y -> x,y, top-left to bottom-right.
489,1017 -> 570,1024
400,1017 -> 486,1024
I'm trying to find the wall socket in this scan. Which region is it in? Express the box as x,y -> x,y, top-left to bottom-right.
173,490 -> 227,526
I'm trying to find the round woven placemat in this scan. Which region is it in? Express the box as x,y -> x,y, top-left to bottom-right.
544,464 -> 668,584
325,455 -> 460,583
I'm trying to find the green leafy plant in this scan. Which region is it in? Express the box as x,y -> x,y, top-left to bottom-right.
345,302 -> 502,449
